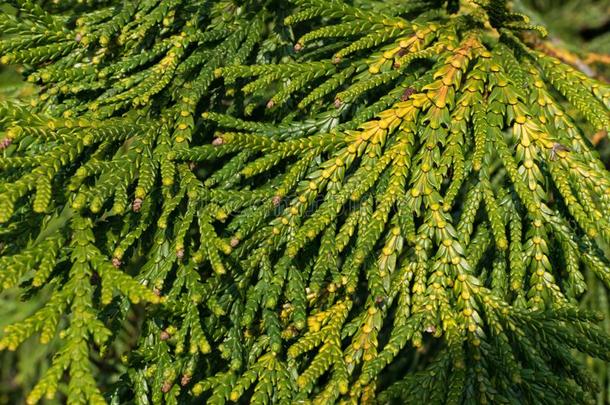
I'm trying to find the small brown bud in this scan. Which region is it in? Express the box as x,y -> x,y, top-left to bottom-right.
230,237 -> 240,248
153,287 -> 161,296
424,325 -> 436,334
294,42 -> 303,52
401,87 -> 416,101
180,374 -> 191,386
592,130 -> 607,146
212,137 -> 224,146
272,195 -> 282,207
334,98 -> 342,108
332,55 -> 341,64
0,137 -> 12,150
266,99 -> 275,109
160,330 -> 171,341
161,381 -> 172,393
132,198 -> 143,212
112,257 -> 121,268
176,249 -> 184,260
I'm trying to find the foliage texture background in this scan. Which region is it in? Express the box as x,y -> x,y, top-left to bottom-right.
0,0 -> 610,404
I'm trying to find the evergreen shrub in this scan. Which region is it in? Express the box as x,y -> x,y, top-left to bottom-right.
1,0 -> 610,403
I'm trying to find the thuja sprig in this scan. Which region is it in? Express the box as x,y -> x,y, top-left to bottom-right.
187,0 -> 610,403
0,1 -> 290,403
1,0 -> 610,404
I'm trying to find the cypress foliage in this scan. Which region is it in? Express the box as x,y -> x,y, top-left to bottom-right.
1,0 -> 610,403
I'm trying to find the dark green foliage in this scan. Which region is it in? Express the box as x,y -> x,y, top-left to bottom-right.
1,0 -> 610,404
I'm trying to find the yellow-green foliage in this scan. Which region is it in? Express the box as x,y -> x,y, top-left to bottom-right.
1,0 -> 610,404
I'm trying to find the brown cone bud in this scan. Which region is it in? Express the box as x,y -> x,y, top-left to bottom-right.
401,87 -> 416,101
0,138 -> 12,150
132,198 -> 143,212
181,374 -> 191,386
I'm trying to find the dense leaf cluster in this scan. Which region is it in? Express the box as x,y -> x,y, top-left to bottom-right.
1,0 -> 610,404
